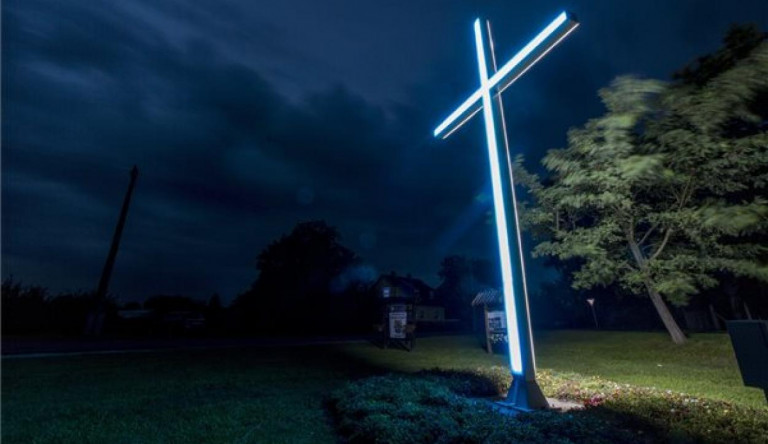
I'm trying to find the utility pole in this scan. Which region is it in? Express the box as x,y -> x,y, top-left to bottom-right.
85,165 -> 138,336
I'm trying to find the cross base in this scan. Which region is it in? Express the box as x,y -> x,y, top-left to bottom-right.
499,377 -> 549,412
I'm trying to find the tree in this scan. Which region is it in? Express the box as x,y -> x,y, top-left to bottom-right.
519,32 -> 768,344
232,220 -> 359,333
673,24 -> 767,87
1,277 -> 116,336
436,256 -> 499,326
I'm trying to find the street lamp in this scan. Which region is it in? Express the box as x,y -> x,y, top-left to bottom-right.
586,298 -> 598,329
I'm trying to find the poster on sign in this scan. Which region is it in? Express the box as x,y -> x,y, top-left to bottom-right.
488,311 -> 506,332
389,311 -> 407,339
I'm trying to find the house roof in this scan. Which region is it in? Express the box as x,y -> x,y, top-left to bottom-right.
393,275 -> 432,294
471,288 -> 502,306
373,274 -> 435,302
375,275 -> 433,292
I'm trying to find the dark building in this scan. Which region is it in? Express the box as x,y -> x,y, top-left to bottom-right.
371,273 -> 447,324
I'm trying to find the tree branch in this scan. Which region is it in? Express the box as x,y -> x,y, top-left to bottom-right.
638,221 -> 660,246
626,224 -> 647,269
678,174 -> 694,210
649,228 -> 673,262
619,261 -> 638,272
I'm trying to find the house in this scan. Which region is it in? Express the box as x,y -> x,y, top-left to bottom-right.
371,273 -> 434,302
371,273 -> 445,323
414,305 -> 445,322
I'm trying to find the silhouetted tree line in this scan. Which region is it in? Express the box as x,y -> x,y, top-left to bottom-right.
4,217 -> 764,339
2,278 -> 117,336
1,278 -> 230,337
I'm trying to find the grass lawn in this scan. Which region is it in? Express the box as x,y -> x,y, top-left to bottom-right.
2,331 -> 765,443
535,330 -> 766,407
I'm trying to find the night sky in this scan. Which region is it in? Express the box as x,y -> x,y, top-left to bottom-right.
3,1 -> 767,304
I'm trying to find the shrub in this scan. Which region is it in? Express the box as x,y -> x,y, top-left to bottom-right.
328,374 -> 641,444
329,369 -> 768,443
416,366 -> 512,397
536,369 -> 768,444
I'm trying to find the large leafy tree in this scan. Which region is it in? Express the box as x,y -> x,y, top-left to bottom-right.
232,220 -> 359,333
520,30 -> 768,344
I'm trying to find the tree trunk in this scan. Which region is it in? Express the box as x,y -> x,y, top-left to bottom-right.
646,284 -> 687,344
627,235 -> 687,344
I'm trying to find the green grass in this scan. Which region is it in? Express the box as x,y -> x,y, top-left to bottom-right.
535,330 -> 766,407
2,331 -> 765,443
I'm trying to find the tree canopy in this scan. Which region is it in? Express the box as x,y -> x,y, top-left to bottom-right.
519,26 -> 768,343
232,220 -> 364,333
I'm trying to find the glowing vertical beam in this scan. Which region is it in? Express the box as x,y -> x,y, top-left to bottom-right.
473,19 -> 523,375
487,20 -> 539,373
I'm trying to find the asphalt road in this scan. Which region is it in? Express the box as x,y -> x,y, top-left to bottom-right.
2,331 -> 464,359
1,335 -> 372,359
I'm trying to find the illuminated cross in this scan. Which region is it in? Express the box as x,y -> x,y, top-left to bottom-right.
433,12 -> 578,410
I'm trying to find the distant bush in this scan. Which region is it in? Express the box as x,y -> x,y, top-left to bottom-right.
329,368 -> 768,443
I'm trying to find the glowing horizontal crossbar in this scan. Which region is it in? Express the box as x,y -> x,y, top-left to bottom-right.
433,11 -> 578,139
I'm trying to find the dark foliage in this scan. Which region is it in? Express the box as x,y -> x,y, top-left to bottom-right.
530,258 -> 666,331
2,277 -> 115,336
232,220 -> 374,334
436,256 -> 499,327
674,24 -> 767,86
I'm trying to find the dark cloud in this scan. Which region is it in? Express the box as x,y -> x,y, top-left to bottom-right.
3,0 -> 767,302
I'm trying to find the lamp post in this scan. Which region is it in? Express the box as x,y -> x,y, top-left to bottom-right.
586,298 -> 598,329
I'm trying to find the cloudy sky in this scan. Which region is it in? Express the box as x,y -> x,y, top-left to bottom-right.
3,0 -> 767,303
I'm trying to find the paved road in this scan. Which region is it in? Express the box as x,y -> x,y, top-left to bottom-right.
1,335 -> 373,359
2,331 -> 465,359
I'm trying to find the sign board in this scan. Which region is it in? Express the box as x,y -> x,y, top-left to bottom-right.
727,320 -> 768,399
389,311 -> 408,339
487,311 -> 506,333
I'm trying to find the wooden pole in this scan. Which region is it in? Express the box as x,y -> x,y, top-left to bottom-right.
86,165 -> 138,336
